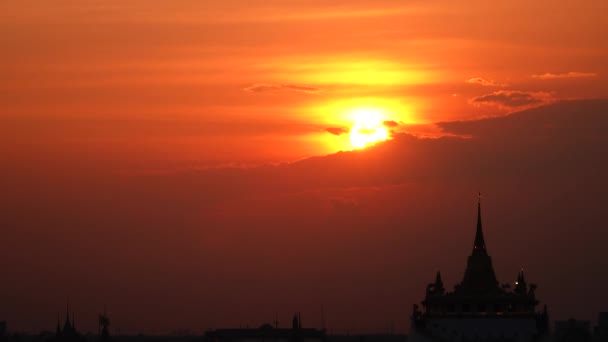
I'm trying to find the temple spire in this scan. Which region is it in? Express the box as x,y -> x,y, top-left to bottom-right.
63,301 -> 72,331
458,193 -> 499,294
473,193 -> 487,255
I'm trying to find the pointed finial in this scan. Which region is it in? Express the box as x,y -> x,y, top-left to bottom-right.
478,192 -> 482,217
473,192 -> 487,254
56,313 -> 62,335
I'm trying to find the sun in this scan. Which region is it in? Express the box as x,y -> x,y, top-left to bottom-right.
349,108 -> 389,148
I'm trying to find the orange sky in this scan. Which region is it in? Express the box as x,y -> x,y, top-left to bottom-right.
2,0 -> 607,166
2,2 -> 608,334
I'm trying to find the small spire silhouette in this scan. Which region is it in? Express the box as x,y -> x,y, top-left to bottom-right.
292,314 -> 299,330
434,271 -> 445,293
56,313 -> 61,334
65,301 -> 71,325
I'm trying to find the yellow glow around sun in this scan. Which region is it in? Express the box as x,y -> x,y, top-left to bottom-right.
311,97 -> 417,151
349,108 -> 389,148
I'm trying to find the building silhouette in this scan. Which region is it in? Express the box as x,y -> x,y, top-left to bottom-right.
0,321 -> 7,342
593,313 -> 608,342
554,319 -> 591,342
204,314 -> 325,342
410,195 -> 549,342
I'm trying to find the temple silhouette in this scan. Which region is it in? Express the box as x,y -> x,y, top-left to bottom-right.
410,195 -> 549,342
49,307 -> 85,342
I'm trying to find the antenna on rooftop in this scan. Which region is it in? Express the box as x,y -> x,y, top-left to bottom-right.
321,305 -> 326,331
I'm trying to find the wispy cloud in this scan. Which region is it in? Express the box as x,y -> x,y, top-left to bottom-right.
532,72 -> 597,80
325,127 -> 350,136
466,77 -> 504,87
470,90 -> 554,109
244,83 -> 321,94
259,6 -> 416,22
382,120 -> 400,128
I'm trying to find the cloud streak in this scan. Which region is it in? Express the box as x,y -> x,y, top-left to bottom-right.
382,120 -> 400,128
466,77 -> 504,87
532,72 -> 597,80
470,90 -> 553,109
244,83 -> 321,93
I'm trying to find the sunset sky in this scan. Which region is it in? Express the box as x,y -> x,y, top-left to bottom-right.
1,0 -> 608,335
3,0 -> 608,164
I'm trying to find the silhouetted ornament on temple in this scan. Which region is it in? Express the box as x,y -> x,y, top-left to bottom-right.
410,195 -> 549,342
